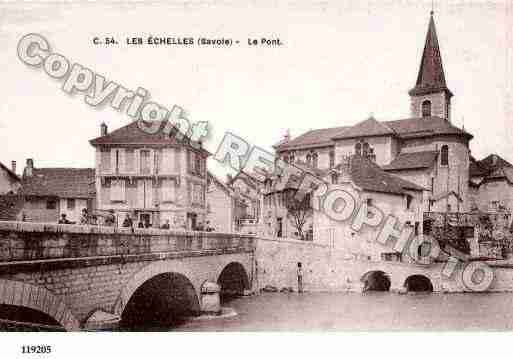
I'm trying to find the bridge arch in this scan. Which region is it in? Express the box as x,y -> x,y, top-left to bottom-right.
361,271 -> 391,291
217,262 -> 250,302
0,279 -> 80,331
115,261 -> 201,328
404,274 -> 433,292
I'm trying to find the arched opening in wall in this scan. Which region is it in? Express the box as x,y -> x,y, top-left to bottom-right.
422,100 -> 432,117
404,275 -> 433,293
0,304 -> 65,331
361,271 -> 391,292
217,262 -> 250,303
120,272 -> 200,330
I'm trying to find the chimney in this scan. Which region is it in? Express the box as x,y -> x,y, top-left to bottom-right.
100,122 -> 108,136
11,161 -> 16,174
24,158 -> 34,177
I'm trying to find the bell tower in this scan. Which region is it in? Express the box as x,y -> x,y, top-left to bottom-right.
409,12 -> 453,121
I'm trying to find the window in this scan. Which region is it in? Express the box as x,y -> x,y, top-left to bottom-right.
154,150 -> 161,175
306,153 -> 312,165
422,100 -> 431,117
366,198 -> 373,207
46,199 -> 57,210
331,173 -> 338,184
67,198 -> 75,210
329,150 -> 335,168
406,194 -> 413,210
289,152 -> 295,164
423,219 -> 432,235
110,179 -> 126,202
161,179 -> 176,202
355,142 -> 362,156
125,149 -> 134,173
414,222 -> 419,236
440,145 -> 449,166
312,153 -> 318,168
100,149 -> 111,173
188,150 -> 204,177
140,150 -> 151,174
362,142 -> 370,157
115,149 -> 120,174
355,140 -> 375,160
431,177 -> 434,193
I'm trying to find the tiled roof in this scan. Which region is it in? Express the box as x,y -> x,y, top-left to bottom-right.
409,13 -> 453,97
276,126 -> 348,151
21,168 -> 95,198
0,162 -> 20,182
90,120 -> 210,154
332,117 -> 394,140
277,117 -> 471,154
382,150 -> 438,171
470,154 -> 513,180
347,155 -> 426,195
384,117 -> 472,139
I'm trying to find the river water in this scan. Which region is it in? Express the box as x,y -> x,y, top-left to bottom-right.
175,292 -> 513,331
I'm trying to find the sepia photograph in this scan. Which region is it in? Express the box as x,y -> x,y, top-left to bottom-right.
0,0 -> 512,357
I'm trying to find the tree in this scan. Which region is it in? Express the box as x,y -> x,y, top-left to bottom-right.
283,189 -> 312,240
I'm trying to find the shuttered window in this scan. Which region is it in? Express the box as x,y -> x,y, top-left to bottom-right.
110,179 -> 125,202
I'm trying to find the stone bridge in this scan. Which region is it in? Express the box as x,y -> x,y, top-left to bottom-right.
0,221 -> 255,331
254,237 -> 513,294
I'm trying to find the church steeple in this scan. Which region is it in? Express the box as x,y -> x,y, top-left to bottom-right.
409,12 -> 453,121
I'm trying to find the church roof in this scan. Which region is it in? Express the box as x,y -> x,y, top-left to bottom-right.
384,116 -> 472,139
276,126 -> 348,151
382,150 -> 439,171
332,117 -> 394,140
409,13 -> 453,97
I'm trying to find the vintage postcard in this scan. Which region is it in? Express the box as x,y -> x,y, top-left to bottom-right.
0,0 -> 512,358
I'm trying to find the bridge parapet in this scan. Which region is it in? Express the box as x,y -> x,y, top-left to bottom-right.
0,221 -> 255,264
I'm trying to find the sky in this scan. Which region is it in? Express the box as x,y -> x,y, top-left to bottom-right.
1,1 -> 512,179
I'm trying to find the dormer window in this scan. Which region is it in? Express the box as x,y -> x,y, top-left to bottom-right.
422,100 -> 432,117
355,140 -> 375,161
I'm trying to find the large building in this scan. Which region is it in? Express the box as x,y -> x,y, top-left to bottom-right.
0,159 -> 95,223
89,121 -> 209,229
275,12 -> 473,215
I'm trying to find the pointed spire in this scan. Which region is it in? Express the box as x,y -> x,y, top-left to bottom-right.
409,12 -> 453,97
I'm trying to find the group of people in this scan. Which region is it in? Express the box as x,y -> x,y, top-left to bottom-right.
57,210 -> 213,232
121,213 -> 172,230
58,208 -> 96,225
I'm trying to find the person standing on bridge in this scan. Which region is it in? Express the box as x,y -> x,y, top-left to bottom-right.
297,262 -> 303,293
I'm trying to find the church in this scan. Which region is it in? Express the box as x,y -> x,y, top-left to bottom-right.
275,11 -> 475,215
